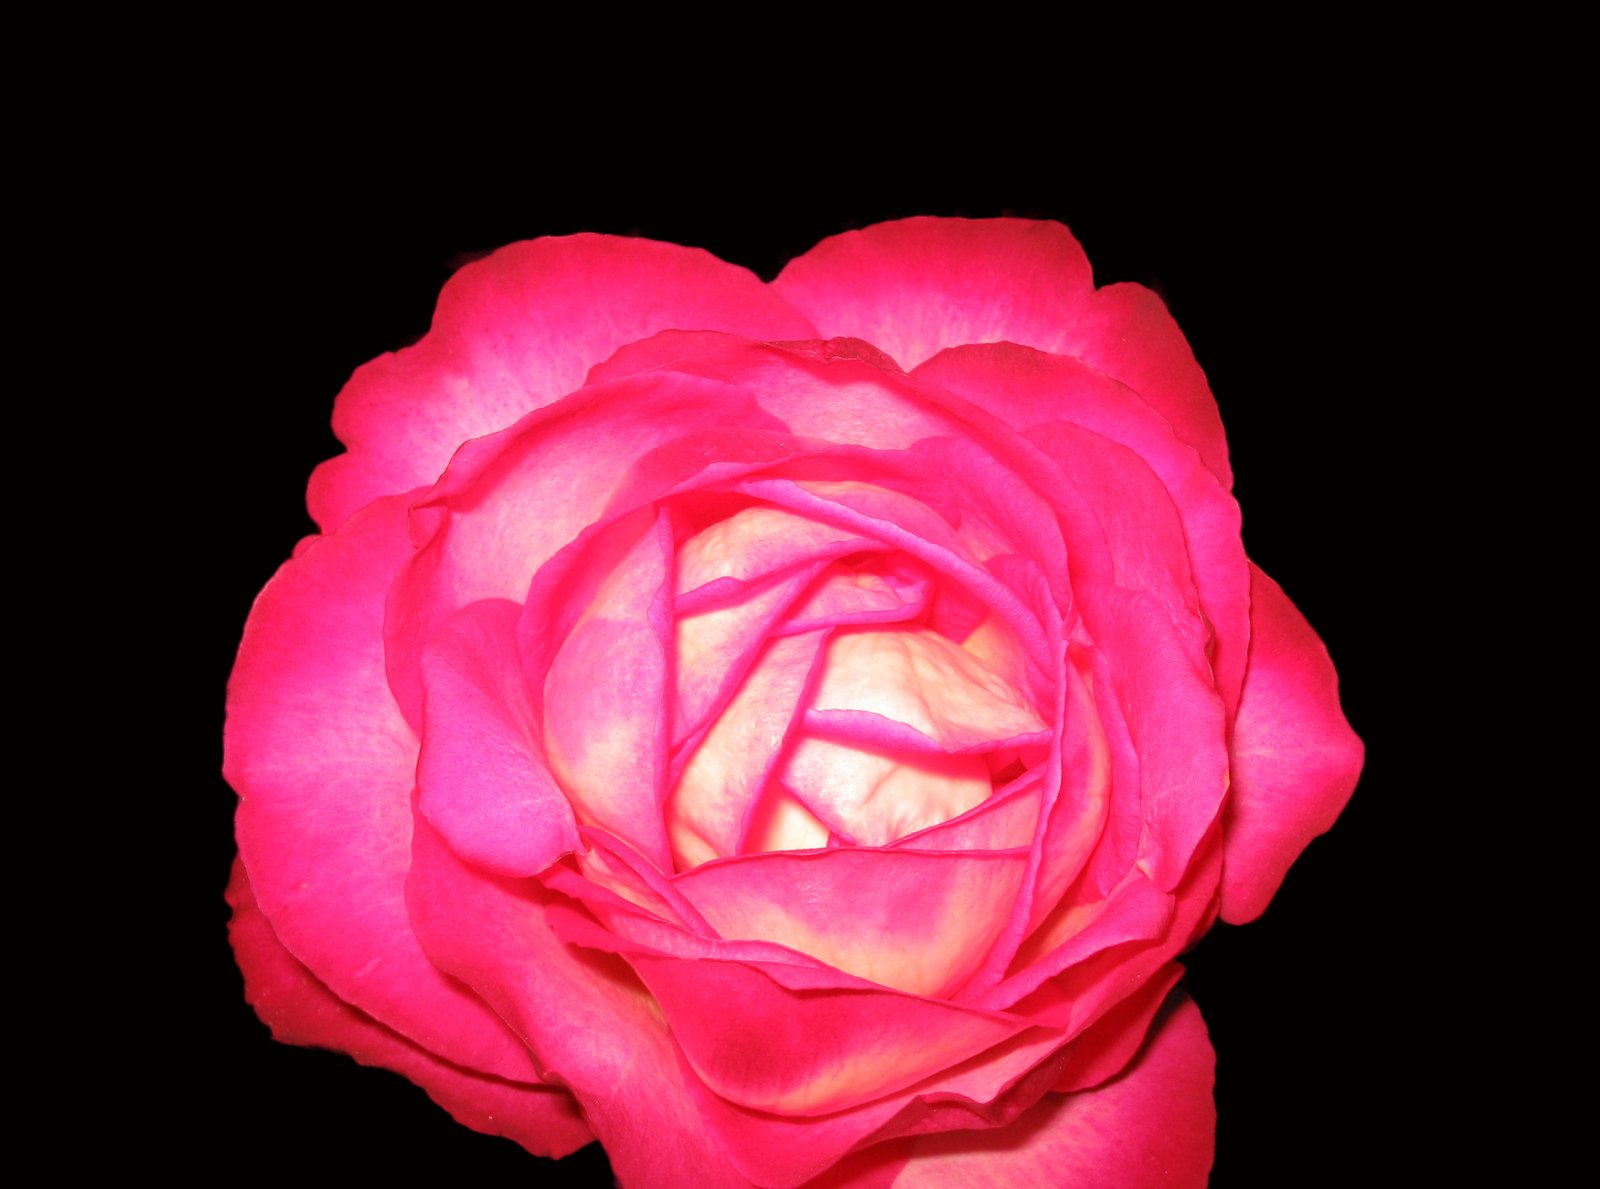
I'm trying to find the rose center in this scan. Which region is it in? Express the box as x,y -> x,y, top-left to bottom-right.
663,522 -> 1047,871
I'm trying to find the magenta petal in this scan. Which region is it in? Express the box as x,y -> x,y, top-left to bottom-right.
773,217 -> 1094,371
226,494 -> 537,1080
309,235 -> 817,531
916,343 -> 1250,719
417,599 -> 580,877
679,1024 -> 1073,1188
1082,582 -> 1230,893
674,846 -> 1031,998
1007,652 -> 1112,940
1000,833 -> 1223,1030
405,816 -> 755,1188
1052,963 -> 1187,1093
988,867 -> 1176,1012
1221,564 -> 1364,923
890,994 -> 1215,1189
385,364 -> 786,726
773,217 -> 1230,484
594,934 -> 1031,1117
226,860 -> 592,1158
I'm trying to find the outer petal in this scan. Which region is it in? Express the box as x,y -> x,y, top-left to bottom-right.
405,816 -> 757,1189
773,217 -> 1230,484
225,494 -> 538,1080
889,994 -> 1214,1189
1221,564 -> 1364,922
226,859 -> 593,1158
416,598 -> 581,877
672,846 -> 1030,999
915,343 -> 1249,719
308,234 -> 818,530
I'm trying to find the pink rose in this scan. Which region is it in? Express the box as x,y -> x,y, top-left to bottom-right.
224,217 -> 1362,1186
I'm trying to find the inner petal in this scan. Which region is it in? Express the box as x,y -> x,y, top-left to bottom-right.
778,735 -> 992,848
676,503 -> 870,599
542,512 -> 674,870
665,629 -> 828,870
777,553 -> 932,635
810,627 -> 1047,751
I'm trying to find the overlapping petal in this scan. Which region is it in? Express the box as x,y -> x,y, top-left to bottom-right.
417,598 -> 579,877
226,494 -> 539,1081
773,217 -> 1231,484
405,816 -> 756,1188
915,343 -> 1249,719
309,235 -> 818,531
889,995 -> 1214,1188
1221,564 -> 1363,922
226,859 -> 592,1158
227,217 -> 1358,1188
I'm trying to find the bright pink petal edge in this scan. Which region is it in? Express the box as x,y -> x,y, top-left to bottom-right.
1221,563 -> 1364,923
226,858 -> 593,1158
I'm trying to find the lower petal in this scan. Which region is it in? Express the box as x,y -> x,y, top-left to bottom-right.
226,859 -> 592,1158
889,993 -> 1214,1189
226,494 -> 537,1080
1221,564 -> 1364,923
406,816 -> 758,1188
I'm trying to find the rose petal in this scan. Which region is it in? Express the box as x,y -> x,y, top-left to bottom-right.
668,629 -> 829,868
952,624 -> 1098,999
1221,563 -> 1364,923
677,502 -> 873,597
674,501 -> 882,743
1028,420 -> 1217,690
780,733 -> 994,849
309,234 -> 817,531
226,494 -> 537,1080
405,816 -> 756,1188
738,477 -> 1058,690
550,898 -> 1032,1116
989,649 -> 1111,957
998,830 -> 1223,1026
808,627 -> 1047,752
542,509 -> 675,869
1053,963 -> 1188,1093
773,216 -> 1230,484
889,994 -> 1214,1189
416,599 -> 580,877
780,555 -> 933,634
888,772 -> 1045,853
385,364 -> 790,726
744,781 -> 833,854
988,867 -> 1176,1013
1083,583 -> 1230,894
675,563 -> 823,745
681,1023 -> 1073,1188
673,846 -> 1031,998
226,859 -> 591,1157
916,343 -> 1250,719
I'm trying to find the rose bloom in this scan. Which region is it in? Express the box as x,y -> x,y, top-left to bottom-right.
224,217 -> 1362,1187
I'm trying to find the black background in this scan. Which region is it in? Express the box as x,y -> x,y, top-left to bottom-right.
177,153 -> 1433,1186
